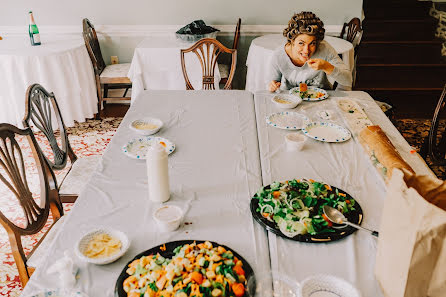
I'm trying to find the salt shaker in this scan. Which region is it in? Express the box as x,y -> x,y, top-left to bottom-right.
146,143 -> 170,202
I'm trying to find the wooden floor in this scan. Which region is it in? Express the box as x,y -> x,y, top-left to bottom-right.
102,103 -> 130,117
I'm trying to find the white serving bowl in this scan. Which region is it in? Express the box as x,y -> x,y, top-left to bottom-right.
272,94 -> 302,109
75,228 -> 130,265
285,132 -> 306,151
300,274 -> 361,297
153,205 -> 183,232
129,117 -> 163,135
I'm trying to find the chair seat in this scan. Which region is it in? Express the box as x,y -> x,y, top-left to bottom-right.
100,63 -> 131,84
218,63 -> 230,79
27,216 -> 66,268
59,156 -> 101,196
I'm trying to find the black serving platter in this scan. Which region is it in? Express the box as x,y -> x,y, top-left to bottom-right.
250,183 -> 363,243
115,240 -> 256,297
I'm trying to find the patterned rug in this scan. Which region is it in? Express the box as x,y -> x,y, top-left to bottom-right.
0,117 -> 443,296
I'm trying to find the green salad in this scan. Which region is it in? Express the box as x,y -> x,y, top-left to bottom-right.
254,179 -> 356,237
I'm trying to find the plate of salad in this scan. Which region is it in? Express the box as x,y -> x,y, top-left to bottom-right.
289,85 -> 328,102
115,240 -> 255,297
250,179 -> 363,243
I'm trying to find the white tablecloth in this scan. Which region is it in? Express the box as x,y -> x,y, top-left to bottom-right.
128,35 -> 221,103
245,35 -> 355,92
0,36 -> 98,127
254,90 -> 434,297
21,90 -> 269,296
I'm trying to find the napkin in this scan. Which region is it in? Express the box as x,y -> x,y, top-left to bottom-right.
47,250 -> 79,289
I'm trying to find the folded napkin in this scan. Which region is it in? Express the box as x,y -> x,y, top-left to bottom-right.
47,250 -> 79,289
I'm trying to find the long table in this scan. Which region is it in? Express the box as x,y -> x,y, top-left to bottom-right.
21,90 -> 270,296
21,90 -> 433,296
254,90 -> 434,297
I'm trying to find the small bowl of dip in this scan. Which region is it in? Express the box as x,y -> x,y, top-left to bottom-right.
129,117 -> 163,135
153,205 -> 183,232
285,132 -> 306,151
272,95 -> 302,109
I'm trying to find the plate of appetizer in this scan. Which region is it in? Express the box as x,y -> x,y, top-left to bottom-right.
266,112 -> 310,130
289,83 -> 328,102
115,240 -> 255,297
250,179 -> 363,243
122,136 -> 175,159
302,122 -> 351,143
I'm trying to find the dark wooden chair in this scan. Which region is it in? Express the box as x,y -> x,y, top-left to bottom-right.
219,18 -> 241,89
23,84 -> 100,203
82,18 -> 131,119
0,123 -> 63,287
181,38 -> 237,90
339,17 -> 362,57
420,84 -> 446,166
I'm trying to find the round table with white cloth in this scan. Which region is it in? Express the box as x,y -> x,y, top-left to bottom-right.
0,36 -> 98,127
245,34 -> 354,92
127,34 -> 221,103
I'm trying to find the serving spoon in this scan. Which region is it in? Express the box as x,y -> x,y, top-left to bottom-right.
323,205 -> 379,237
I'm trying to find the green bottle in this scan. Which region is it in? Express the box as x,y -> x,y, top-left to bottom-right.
28,11 -> 41,46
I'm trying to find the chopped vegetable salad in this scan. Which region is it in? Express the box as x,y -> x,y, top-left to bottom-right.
123,241 -> 248,297
254,179 -> 356,237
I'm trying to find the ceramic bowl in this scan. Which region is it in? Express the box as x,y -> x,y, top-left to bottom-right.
272,94 -> 302,109
153,205 -> 183,232
75,228 -> 130,265
300,274 -> 361,297
129,117 -> 163,135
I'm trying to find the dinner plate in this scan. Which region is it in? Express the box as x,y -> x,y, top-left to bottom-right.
114,240 -> 256,297
302,122 -> 352,143
122,136 -> 175,159
289,86 -> 329,101
266,112 -> 310,130
250,181 -> 363,243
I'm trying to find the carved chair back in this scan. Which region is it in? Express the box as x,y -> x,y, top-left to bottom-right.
427,84 -> 446,166
181,38 -> 237,90
340,17 -> 362,56
82,18 -> 106,76
23,84 -> 77,172
0,123 -> 62,286
232,18 -> 241,50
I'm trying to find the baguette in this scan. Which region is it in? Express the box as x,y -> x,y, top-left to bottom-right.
359,125 -> 414,181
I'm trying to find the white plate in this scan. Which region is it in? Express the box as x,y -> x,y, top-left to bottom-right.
302,122 -> 351,143
300,274 -> 361,297
266,112 -> 310,130
25,291 -> 86,297
289,86 -> 329,102
122,136 -> 175,159
75,228 -> 130,265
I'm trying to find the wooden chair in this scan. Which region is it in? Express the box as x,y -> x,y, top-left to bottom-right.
420,84 -> 446,166
218,18 -> 241,89
0,123 -> 63,287
23,84 -> 100,203
82,18 -> 131,119
339,17 -> 363,57
181,38 -> 237,90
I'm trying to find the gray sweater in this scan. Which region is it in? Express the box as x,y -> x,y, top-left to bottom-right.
268,40 -> 352,90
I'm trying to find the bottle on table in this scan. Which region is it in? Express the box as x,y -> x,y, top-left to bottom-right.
28,11 -> 41,46
146,143 -> 170,202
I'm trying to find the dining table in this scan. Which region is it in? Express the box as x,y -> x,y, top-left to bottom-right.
0,35 -> 98,128
127,35 -> 221,103
20,89 -> 433,297
245,34 -> 355,93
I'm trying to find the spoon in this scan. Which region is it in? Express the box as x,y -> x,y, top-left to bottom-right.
323,205 -> 379,237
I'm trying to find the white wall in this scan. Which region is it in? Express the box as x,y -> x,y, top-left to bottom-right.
2,0 -> 362,26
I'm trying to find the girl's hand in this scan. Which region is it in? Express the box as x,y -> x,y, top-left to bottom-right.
307,59 -> 334,74
269,81 -> 281,92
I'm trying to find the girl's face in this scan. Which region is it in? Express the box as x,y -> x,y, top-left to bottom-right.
291,34 -> 317,63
